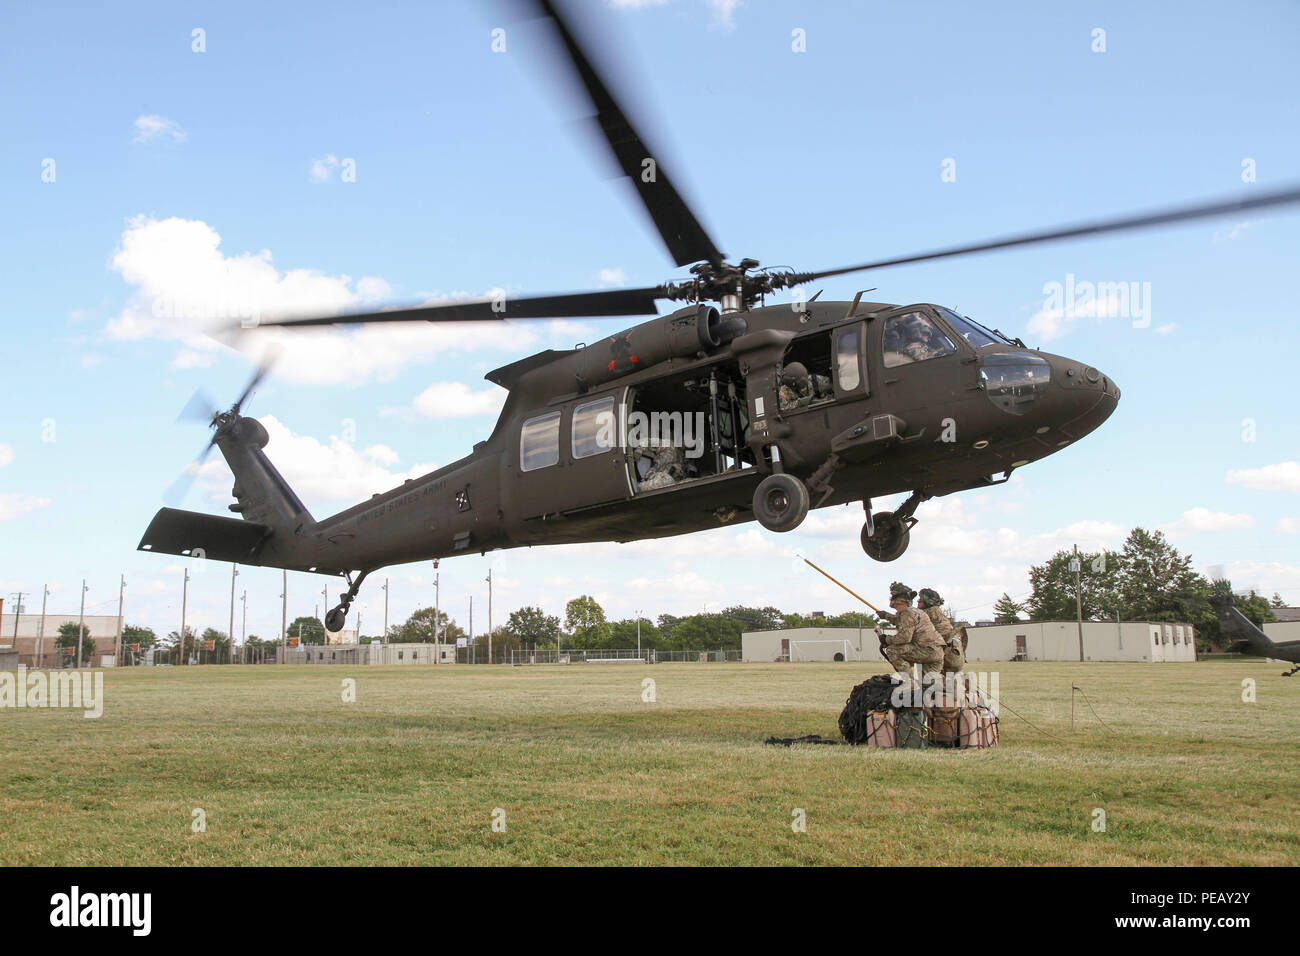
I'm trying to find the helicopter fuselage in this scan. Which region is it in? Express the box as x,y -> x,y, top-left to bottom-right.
216,297 -> 1118,577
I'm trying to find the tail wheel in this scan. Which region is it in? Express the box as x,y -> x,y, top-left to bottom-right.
753,474 -> 810,532
862,511 -> 909,561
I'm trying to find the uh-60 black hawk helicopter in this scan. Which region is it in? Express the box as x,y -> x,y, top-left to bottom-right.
138,0 -> 1300,633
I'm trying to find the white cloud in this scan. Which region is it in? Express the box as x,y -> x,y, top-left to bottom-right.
309,154 -> 339,183
133,114 -> 187,144
1278,518 -> 1300,534
1027,289 -> 1140,342
0,444 -> 12,468
1162,507 -> 1255,534
190,414 -> 437,506
704,0 -> 742,29
1155,322 -> 1177,335
103,215 -> 538,386
1226,461 -> 1300,493
1213,220 -> 1252,242
170,349 -> 214,370
596,267 -> 627,285
409,382 -> 507,420
0,493 -> 51,521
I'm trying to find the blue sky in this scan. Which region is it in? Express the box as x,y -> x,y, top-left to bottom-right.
2,0 -> 1298,642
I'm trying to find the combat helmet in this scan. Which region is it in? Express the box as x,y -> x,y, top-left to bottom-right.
917,588 -> 943,608
889,581 -> 916,602
780,361 -> 809,385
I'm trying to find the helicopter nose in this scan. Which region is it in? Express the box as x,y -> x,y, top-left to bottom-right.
1054,360 -> 1119,441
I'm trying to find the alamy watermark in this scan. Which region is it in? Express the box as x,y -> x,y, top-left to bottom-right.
0,666 -> 104,718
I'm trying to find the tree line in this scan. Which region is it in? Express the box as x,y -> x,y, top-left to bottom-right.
990,527 -> 1284,652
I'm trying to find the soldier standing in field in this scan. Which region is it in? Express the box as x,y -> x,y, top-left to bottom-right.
880,582 -> 945,677
918,587 -> 965,674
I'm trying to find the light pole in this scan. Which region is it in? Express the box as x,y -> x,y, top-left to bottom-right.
382,577 -> 389,645
229,565 -> 239,665
1071,544 -> 1084,662
280,569 -> 287,664
77,580 -> 88,668
486,568 -> 493,665
433,565 -> 440,663
115,575 -> 125,667
37,584 -> 48,668
636,608 -> 642,660
180,569 -> 189,665
240,589 -> 247,662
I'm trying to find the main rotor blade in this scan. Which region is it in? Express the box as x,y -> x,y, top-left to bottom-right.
791,184 -> 1300,284
253,286 -> 668,329
525,0 -> 724,268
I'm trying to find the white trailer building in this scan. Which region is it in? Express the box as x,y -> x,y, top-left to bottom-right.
742,620 -> 1197,663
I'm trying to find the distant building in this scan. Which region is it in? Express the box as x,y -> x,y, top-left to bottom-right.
0,613 -> 122,667
1264,607 -> 1300,644
279,642 -> 455,665
968,620 -> 1196,662
742,620 -> 1197,663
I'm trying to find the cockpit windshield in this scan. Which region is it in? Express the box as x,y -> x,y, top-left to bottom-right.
935,307 -> 1016,348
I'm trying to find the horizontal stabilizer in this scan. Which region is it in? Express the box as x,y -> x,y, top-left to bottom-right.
138,507 -> 272,564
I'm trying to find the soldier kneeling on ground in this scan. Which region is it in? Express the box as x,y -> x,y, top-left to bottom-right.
880,582 -> 945,679
917,587 -> 965,674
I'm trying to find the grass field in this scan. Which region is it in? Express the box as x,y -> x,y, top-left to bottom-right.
2,660 -> 1298,865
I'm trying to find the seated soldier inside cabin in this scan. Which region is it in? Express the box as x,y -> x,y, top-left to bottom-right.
639,440 -> 687,490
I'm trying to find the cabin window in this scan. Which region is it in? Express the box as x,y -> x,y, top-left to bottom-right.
572,396 -> 617,460
835,326 -> 862,391
520,411 -> 561,471
883,311 -> 957,367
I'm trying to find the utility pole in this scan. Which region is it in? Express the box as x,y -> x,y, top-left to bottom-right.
10,591 -> 24,642
469,596 -> 474,663
37,585 -> 48,668
229,565 -> 238,665
180,569 -> 189,665
321,585 -> 328,643
433,564 -> 440,663
115,575 -> 125,667
486,568 -> 493,665
240,590 -> 247,663
280,569 -> 287,663
77,580 -> 88,668
382,577 -> 389,645
636,607 -> 642,660
1071,544 -> 1084,662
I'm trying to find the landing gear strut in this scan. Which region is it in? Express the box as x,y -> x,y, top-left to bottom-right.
860,492 -> 929,563
326,570 -> 369,633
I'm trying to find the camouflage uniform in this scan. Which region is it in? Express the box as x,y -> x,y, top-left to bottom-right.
778,380 -> 813,410
883,606 -> 945,676
923,605 -> 965,673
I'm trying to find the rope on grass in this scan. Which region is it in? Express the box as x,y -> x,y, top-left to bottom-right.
1072,684 -> 1116,735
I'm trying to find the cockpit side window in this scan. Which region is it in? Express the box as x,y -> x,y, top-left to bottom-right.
882,311 -> 957,368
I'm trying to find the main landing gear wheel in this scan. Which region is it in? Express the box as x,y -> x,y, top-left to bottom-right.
325,606 -> 348,633
861,511 -> 910,562
753,473 -> 810,532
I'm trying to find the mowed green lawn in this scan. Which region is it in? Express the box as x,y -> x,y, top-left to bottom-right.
1,661 -> 1297,866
